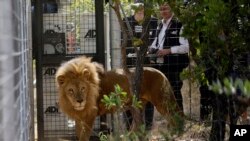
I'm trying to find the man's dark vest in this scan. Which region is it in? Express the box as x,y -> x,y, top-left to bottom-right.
156,18 -> 189,71
126,16 -> 158,47
124,16 -> 158,66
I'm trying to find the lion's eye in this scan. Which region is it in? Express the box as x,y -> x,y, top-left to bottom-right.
80,86 -> 85,92
68,88 -> 74,94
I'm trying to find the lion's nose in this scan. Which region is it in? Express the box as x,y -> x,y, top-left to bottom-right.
77,99 -> 83,103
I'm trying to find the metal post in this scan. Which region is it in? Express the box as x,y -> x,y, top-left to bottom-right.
95,0 -> 108,133
95,0 -> 105,65
33,0 -> 44,140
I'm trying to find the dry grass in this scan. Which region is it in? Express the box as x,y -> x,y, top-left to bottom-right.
149,110 -> 211,141
150,108 -> 250,141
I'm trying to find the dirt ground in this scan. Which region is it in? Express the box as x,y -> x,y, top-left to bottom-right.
149,107 -> 250,141
148,109 -> 211,141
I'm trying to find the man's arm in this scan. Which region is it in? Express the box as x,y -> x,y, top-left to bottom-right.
170,26 -> 189,54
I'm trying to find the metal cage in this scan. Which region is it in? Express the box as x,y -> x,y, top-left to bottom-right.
0,0 -> 33,141
33,0 -> 108,140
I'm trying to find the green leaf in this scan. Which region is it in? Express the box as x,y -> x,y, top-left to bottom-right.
121,92 -> 127,97
103,95 -> 110,101
132,37 -> 143,47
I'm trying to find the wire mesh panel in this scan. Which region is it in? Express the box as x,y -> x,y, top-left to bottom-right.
42,0 -> 97,56
109,0 -> 200,133
34,0 -> 109,140
42,66 -> 77,140
0,0 -> 33,141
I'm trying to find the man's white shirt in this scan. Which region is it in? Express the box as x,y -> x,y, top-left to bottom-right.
150,16 -> 189,54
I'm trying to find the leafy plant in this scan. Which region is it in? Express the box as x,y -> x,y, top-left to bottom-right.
209,77 -> 250,97
101,84 -> 142,110
172,0 -> 249,80
99,132 -> 108,141
169,1 -> 249,140
100,84 -> 147,141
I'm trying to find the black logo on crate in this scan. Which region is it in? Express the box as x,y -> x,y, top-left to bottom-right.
84,29 -> 96,39
45,102 -> 60,115
230,125 -> 250,141
43,30 -> 66,55
44,67 -> 57,76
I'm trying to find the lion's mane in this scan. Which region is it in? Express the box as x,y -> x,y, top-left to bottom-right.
55,56 -> 102,120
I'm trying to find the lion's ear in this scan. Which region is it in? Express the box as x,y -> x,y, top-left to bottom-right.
56,75 -> 65,86
83,69 -> 91,79
82,69 -> 99,84
93,62 -> 104,74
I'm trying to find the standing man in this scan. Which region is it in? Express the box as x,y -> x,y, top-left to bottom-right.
149,2 -> 189,111
125,0 -> 158,67
123,0 -> 158,130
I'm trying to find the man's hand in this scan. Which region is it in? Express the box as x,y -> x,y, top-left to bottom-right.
156,49 -> 171,57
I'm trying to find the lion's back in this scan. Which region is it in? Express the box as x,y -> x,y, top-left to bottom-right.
98,67 -> 168,95
130,67 -> 168,88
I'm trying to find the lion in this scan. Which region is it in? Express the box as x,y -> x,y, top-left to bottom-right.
55,56 -> 183,141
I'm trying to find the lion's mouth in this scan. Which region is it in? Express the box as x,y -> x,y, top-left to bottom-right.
74,102 -> 86,111
74,106 -> 85,111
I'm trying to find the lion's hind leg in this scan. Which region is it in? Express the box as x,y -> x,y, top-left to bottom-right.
154,98 -> 184,134
151,83 -> 185,134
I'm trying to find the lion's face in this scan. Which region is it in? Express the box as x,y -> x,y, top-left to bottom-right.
63,79 -> 89,111
56,56 -> 102,115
